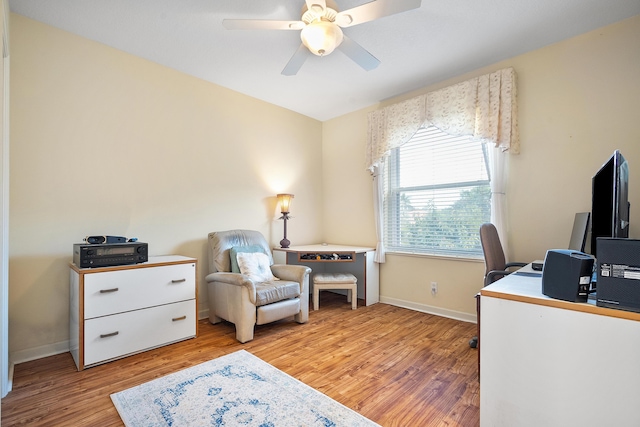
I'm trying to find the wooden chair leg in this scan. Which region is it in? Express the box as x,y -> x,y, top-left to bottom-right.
313,287 -> 320,311
351,286 -> 357,309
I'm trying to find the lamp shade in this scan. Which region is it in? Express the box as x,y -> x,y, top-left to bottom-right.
277,194 -> 294,213
300,21 -> 343,56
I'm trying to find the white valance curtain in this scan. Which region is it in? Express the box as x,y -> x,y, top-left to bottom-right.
366,67 -> 519,263
367,67 -> 519,171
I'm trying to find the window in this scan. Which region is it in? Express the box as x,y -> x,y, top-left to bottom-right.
382,126 -> 491,258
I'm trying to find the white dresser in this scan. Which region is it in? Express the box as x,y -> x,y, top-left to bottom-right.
69,255 -> 197,370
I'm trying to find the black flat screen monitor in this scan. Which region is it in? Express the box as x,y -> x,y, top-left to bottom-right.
591,150 -> 629,258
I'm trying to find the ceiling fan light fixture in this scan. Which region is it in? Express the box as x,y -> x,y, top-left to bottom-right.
300,21 -> 343,56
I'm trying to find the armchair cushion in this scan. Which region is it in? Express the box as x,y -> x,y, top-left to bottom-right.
255,281 -> 301,306
230,244 -> 267,273
237,252 -> 277,282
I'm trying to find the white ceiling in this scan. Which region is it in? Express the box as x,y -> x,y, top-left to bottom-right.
8,0 -> 640,121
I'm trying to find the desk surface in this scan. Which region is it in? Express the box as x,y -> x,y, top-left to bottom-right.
481,263 -> 640,322
274,244 -> 375,254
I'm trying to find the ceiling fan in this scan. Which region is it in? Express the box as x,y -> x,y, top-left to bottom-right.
223,0 -> 422,76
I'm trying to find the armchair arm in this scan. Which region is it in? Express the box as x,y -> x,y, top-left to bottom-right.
271,264 -> 311,324
205,272 -> 257,304
485,265 -> 525,286
505,262 -> 527,269
205,272 -> 252,286
485,262 -> 528,285
270,264 -> 311,294
486,269 -> 511,286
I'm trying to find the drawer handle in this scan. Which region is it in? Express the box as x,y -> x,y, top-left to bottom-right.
171,278 -> 186,284
100,331 -> 119,338
172,315 -> 187,322
99,288 -> 119,293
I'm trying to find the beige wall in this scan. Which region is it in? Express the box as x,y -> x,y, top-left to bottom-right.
8,12 -> 640,359
9,14 -> 323,358
322,15 -> 640,319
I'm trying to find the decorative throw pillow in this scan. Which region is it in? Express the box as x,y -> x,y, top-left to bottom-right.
236,252 -> 277,283
230,245 -> 265,273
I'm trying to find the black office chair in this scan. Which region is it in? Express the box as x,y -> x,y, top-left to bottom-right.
469,223 -> 527,349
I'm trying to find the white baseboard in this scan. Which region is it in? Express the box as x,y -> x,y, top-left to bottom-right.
9,311 -> 212,369
10,340 -> 71,366
379,296 -> 477,324
6,360 -> 13,394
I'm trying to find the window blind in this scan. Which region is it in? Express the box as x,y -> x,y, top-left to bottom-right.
383,126 -> 491,257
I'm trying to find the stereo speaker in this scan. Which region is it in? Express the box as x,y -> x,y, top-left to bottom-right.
541,249 -> 594,302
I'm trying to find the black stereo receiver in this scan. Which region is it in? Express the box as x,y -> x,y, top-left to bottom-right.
73,242 -> 148,268
596,238 -> 640,313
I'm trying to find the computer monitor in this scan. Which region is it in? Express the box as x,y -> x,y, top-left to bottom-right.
569,212 -> 590,252
590,150 -> 630,258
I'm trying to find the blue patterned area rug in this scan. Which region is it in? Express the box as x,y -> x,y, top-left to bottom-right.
111,349 -> 380,427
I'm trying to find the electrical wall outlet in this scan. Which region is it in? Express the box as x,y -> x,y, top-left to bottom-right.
431,281 -> 438,295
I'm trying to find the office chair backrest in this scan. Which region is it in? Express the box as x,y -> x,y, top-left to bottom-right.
479,223 -> 506,277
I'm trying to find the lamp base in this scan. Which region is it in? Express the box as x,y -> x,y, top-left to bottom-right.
280,237 -> 290,249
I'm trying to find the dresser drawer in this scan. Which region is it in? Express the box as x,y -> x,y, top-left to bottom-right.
83,299 -> 196,366
84,263 -> 195,319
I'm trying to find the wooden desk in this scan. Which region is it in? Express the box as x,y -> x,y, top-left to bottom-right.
273,244 -> 379,306
479,264 -> 640,426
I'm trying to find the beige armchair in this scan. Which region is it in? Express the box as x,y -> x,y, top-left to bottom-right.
206,229 -> 311,343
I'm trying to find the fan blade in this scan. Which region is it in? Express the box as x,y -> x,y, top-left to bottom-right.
336,0 -> 422,28
338,36 -> 380,71
223,19 -> 305,30
282,44 -> 311,76
305,0 -> 326,15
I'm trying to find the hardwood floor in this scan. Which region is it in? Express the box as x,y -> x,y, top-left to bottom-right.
1,293 -> 480,426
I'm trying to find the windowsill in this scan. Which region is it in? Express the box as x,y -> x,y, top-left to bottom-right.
384,250 -> 484,263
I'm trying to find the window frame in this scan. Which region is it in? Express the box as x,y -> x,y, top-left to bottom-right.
382,126 -> 491,259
